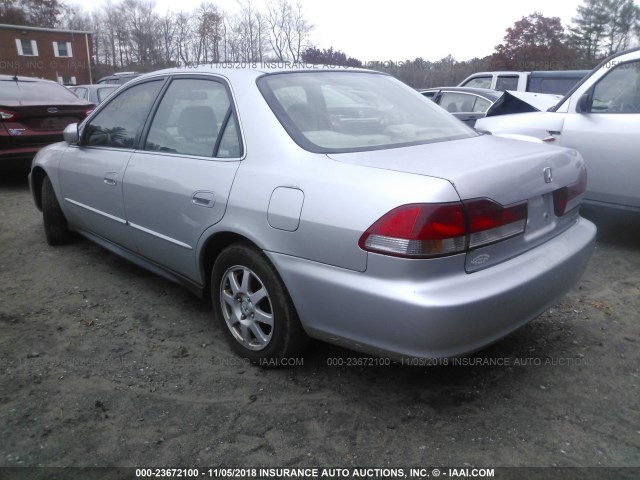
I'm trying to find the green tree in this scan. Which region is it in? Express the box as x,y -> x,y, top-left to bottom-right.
570,0 -> 639,61
491,12 -> 579,70
0,0 -> 66,27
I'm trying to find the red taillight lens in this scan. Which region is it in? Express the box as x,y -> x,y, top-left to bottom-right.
359,203 -> 466,258
553,166 -> 587,217
0,109 -> 19,121
360,199 -> 528,258
464,198 -> 528,248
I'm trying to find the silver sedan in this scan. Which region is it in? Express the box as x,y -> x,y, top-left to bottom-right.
29,66 -> 596,363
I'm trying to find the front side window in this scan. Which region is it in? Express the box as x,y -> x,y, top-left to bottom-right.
84,80 -> 163,148
462,76 -> 491,89
144,77 -> 241,158
16,39 -> 38,56
258,72 -> 473,153
591,60 -> 640,114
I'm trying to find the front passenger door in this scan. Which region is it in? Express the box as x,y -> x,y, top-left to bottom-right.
58,80 -> 164,250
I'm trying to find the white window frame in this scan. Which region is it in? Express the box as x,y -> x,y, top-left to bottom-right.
53,41 -> 73,58
15,39 -> 39,56
57,76 -> 77,85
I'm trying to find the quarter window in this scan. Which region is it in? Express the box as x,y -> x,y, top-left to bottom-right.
591,60 -> 640,114
84,80 -> 163,148
144,78 -> 241,158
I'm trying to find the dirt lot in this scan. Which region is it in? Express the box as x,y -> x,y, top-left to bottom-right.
1,172 -> 639,472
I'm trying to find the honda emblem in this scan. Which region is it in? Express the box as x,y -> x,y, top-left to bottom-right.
543,167 -> 553,184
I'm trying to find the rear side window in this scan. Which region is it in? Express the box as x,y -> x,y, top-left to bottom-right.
439,92 -> 477,113
495,76 -> 519,91
84,80 -> 163,148
144,78 -> 242,158
97,87 -> 117,102
72,87 -> 88,100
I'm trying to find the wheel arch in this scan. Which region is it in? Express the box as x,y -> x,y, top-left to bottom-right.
199,231 -> 263,293
30,166 -> 48,211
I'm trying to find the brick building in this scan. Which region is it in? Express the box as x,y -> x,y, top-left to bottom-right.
0,23 -> 93,85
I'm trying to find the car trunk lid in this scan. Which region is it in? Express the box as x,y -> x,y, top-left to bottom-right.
328,135 -> 586,271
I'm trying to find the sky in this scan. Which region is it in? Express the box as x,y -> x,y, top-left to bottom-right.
147,0 -> 584,62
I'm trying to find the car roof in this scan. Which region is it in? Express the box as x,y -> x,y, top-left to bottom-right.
419,86 -> 502,100
128,65 -> 382,83
72,84 -> 119,90
0,74 -> 56,83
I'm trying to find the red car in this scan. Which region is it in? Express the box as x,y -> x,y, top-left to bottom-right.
1,75 -> 93,170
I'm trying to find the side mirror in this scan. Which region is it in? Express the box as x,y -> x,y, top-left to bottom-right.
577,92 -> 592,113
63,123 -> 79,144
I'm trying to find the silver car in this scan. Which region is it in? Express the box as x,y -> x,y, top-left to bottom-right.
476,47 -> 640,213
68,84 -> 119,105
29,66 -> 596,363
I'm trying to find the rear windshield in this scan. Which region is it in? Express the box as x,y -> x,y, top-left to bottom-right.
257,71 -> 474,153
0,79 -> 81,103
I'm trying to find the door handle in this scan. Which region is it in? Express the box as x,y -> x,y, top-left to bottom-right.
192,191 -> 215,208
104,172 -> 118,185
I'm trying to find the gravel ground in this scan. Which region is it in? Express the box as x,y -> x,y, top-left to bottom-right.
1,172 -> 639,474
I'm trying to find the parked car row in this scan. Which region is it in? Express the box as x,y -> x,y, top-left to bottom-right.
5,48 -> 637,365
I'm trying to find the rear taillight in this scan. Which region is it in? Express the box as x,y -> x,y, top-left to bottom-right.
553,166 -> 587,217
359,203 -> 466,257
359,198 -> 528,258
465,198 -> 528,249
0,109 -> 19,121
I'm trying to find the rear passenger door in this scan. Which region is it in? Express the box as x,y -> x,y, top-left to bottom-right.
122,76 -> 243,282
437,91 -> 490,127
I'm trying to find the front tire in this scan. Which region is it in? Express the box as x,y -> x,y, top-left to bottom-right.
211,243 -> 308,364
41,176 -> 72,246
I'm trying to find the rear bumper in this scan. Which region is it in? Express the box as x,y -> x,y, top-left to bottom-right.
268,217 -> 596,359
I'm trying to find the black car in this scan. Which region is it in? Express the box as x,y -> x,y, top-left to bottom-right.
0,75 -> 93,170
420,87 -> 502,127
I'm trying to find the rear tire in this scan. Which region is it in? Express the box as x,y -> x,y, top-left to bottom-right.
211,243 -> 308,365
41,176 -> 72,246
